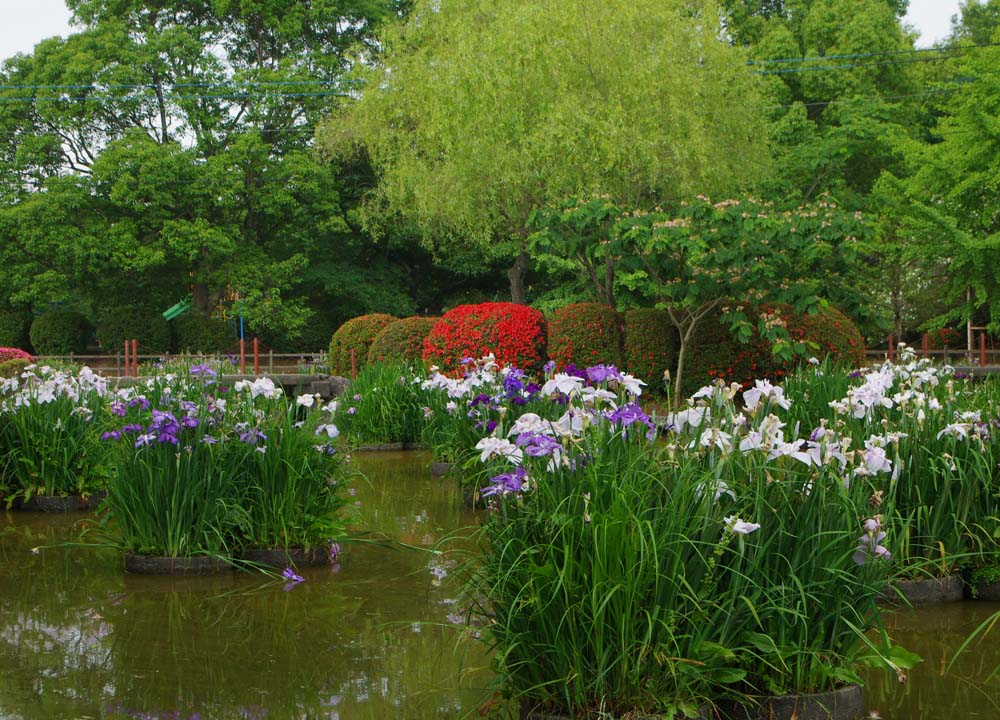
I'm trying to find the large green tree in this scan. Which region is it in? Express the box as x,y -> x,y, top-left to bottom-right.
321,0 -> 771,304
0,0 -> 428,344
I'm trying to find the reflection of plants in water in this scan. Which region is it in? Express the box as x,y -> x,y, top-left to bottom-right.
863,605 -> 1000,720
103,579 -> 365,718
0,518 -> 121,718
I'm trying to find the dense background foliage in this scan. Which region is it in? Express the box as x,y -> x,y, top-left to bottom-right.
0,0 -> 998,358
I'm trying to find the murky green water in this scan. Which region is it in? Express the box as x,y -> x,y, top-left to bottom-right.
0,451 -> 491,720
3,452 -> 1000,719
862,600 -> 1000,719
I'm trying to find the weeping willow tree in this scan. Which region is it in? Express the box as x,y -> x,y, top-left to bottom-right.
320,0 -> 772,303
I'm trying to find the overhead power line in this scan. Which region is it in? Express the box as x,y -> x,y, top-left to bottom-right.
0,90 -> 351,104
0,79 -> 362,91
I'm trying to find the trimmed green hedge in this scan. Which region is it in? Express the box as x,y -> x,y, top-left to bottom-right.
29,310 -> 91,355
623,308 -> 678,394
329,313 -> 397,376
173,313 -> 234,354
548,303 -> 623,370
0,308 -> 32,350
368,316 -> 438,365
95,306 -> 172,353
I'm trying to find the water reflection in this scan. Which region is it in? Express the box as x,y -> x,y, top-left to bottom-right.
863,601 -> 1000,719
0,451 -> 491,719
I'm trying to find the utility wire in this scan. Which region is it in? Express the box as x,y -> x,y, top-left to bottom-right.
0,79 -> 362,91
0,90 -> 351,104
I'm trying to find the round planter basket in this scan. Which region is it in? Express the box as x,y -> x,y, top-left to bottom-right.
728,684 -> 864,720
879,574 -> 964,606
240,547 -> 329,568
124,553 -> 232,575
520,701 -> 711,720
13,492 -> 106,512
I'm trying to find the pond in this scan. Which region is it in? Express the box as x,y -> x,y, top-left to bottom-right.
1,450 -> 998,719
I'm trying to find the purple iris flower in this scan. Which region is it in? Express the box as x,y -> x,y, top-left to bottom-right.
563,364 -> 587,379
110,402 -> 127,417
239,427 -> 267,445
127,397 -> 151,410
470,393 -> 494,408
121,423 -> 144,433
481,466 -> 529,497
189,363 -> 217,378
282,567 -> 304,583
608,403 -> 653,429
524,382 -> 541,398
502,369 -> 526,396
586,364 -> 622,384
516,432 -> 561,457
543,360 -> 556,374
101,430 -> 121,441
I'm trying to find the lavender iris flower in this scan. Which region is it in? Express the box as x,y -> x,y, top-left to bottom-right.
481,466 -> 529,497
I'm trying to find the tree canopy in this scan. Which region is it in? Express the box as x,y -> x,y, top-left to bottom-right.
321,0 -> 772,303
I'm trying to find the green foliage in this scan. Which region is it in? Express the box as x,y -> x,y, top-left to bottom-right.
29,309 -> 91,355
324,0 -> 770,300
617,195 -> 866,399
0,358 -> 30,379
335,362 -> 424,445
95,306 -> 172,353
681,304 -> 866,398
328,313 -> 397,376
0,365 -> 110,500
547,303 -> 623,370
623,308 -> 678,394
172,313 -> 234,354
367,317 -> 437,365
0,308 -> 32,349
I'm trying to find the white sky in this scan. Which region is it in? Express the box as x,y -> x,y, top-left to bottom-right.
0,0 -> 969,64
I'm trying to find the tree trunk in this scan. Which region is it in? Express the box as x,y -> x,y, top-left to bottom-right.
508,251 -> 530,305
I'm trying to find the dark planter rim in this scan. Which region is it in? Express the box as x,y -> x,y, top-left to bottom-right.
124,552 -> 232,575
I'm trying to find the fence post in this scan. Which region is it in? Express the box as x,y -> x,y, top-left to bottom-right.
253,338 -> 259,375
922,333 -> 929,359
268,349 -> 273,374
888,334 -> 895,363
132,339 -> 138,377
240,338 -> 246,374
980,332 -> 987,367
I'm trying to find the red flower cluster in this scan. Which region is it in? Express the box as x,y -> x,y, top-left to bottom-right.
548,303 -> 623,370
423,303 -> 548,375
0,347 -> 33,364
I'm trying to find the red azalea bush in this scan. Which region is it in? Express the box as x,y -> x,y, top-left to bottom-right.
682,304 -> 866,398
423,302 -> 547,374
925,327 -> 962,350
329,313 -> 397,376
548,303 -> 623,370
0,347 -> 33,364
623,308 -> 678,393
368,316 -> 438,365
